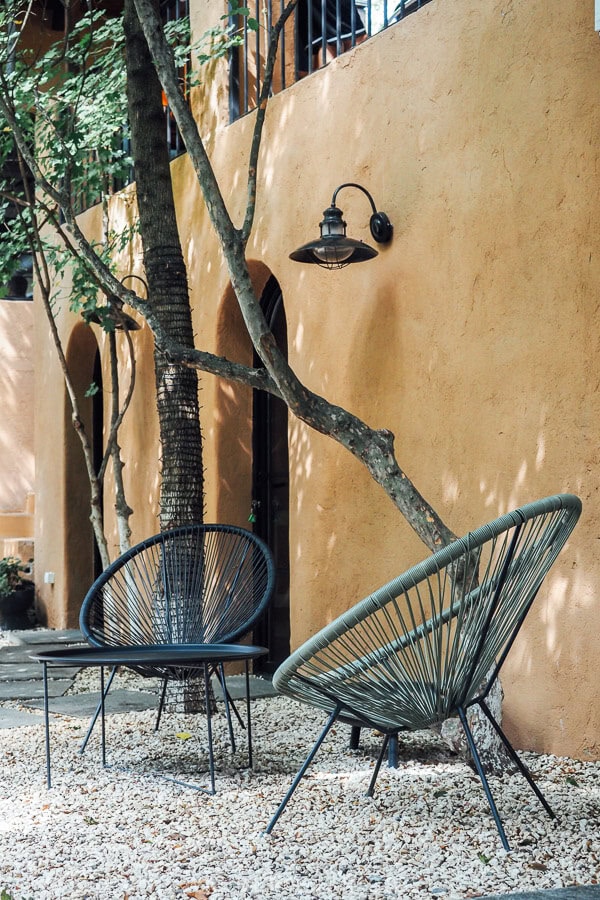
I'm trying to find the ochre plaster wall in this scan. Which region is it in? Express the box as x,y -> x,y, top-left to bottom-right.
186,0 -> 600,759
0,300 -> 34,546
34,197 -> 159,628
34,0 -> 600,756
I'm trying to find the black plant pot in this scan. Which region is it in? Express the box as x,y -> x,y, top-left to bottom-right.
0,583 -> 35,631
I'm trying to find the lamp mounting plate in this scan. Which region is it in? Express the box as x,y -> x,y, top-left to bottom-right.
369,212 -> 393,244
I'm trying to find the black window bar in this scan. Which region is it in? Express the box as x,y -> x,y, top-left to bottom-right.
161,0 -> 189,159
229,0 -> 433,123
70,0 -> 188,213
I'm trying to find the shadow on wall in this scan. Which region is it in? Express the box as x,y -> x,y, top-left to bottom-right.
212,262 -> 274,525
192,0 -> 597,757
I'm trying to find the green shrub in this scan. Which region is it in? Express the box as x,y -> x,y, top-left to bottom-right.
0,557 -> 28,600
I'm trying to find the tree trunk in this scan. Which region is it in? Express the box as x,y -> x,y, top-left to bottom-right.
124,0 -> 205,712
123,0 -> 203,530
439,678 -> 511,773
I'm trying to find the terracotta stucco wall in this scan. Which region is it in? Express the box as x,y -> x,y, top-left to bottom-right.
0,300 -> 34,548
34,197 -> 159,627
188,0 -> 600,758
34,0 -> 600,756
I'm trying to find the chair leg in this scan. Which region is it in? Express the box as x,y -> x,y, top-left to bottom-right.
388,733 -> 399,768
217,663 -> 237,755
265,706 -> 341,834
100,665 -> 107,767
477,698 -> 555,819
244,661 -> 254,768
367,734 -> 390,797
457,706 -> 511,851
349,725 -> 361,750
154,677 -> 169,732
79,666 -> 118,754
217,677 -> 245,729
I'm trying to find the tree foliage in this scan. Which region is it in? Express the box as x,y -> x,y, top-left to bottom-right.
0,0 -> 458,550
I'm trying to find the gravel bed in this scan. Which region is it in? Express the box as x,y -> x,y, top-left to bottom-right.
1,643 -> 600,899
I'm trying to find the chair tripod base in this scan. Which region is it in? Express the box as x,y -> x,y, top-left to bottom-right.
267,701 -> 556,851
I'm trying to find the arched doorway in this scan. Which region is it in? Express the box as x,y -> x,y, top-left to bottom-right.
252,276 -> 290,672
64,326 -> 103,625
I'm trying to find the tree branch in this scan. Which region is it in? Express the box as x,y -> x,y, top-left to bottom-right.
130,0 -> 458,553
242,0 -> 298,242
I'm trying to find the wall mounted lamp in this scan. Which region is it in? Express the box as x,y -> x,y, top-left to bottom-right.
290,182 -> 393,270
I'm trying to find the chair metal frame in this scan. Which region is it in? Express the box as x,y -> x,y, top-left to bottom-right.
78,523 -> 275,759
266,494 -> 582,850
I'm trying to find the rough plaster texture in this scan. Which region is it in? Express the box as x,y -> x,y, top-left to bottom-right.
0,300 -> 34,540
33,0 -> 600,757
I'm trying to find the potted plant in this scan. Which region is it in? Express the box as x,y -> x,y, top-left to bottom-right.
0,557 -> 35,630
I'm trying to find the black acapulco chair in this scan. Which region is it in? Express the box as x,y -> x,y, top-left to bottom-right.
78,523 -> 275,755
266,494 -> 582,850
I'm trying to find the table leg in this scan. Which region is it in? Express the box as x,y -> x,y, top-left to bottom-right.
203,663 -> 216,794
100,666 -> 106,767
218,664 -> 237,754
80,666 -> 117,754
245,661 -> 253,769
43,662 -> 51,789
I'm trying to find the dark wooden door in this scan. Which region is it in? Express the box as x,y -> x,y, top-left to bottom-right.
252,277 -> 290,672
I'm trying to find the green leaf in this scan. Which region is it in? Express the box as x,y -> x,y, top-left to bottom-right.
85,382 -> 100,398
565,775 -> 580,787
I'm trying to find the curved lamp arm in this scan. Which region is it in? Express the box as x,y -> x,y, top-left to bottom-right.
331,183 -> 393,244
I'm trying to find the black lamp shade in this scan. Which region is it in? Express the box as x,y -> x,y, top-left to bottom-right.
289,236 -> 378,269
290,203 -> 379,270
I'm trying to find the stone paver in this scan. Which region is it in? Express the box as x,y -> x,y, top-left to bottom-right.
0,662 -> 80,681
0,629 -> 85,711
7,628 -> 84,645
23,688 -> 159,717
0,646 -> 40,663
0,707 -> 44,729
0,678 -> 75,700
213,673 -> 277,700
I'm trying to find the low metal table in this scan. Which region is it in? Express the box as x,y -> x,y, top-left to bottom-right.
32,643 -> 268,794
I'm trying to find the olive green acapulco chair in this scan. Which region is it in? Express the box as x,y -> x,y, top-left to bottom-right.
78,524 -> 275,757
266,494 -> 581,850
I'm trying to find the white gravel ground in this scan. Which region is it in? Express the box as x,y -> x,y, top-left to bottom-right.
1,666 -> 600,899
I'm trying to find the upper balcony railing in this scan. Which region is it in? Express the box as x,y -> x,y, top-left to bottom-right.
228,0 -> 433,122
74,0 -> 187,212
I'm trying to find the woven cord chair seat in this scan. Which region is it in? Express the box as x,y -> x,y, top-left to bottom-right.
78,524 -> 275,757
267,494 -> 582,850
82,525 -> 275,652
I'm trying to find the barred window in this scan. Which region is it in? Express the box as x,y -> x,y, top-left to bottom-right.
229,0 -> 432,122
